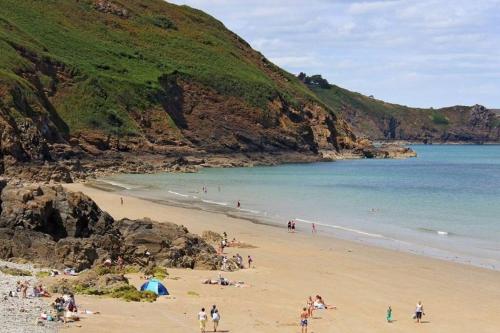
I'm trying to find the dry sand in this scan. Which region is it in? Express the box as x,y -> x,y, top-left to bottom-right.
61,183 -> 500,333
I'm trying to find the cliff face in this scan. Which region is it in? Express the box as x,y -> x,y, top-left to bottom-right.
309,84 -> 500,143
0,0 -> 370,179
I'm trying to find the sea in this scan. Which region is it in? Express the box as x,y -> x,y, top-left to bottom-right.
101,145 -> 500,270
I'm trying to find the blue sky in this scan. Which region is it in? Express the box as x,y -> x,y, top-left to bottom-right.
169,0 -> 500,108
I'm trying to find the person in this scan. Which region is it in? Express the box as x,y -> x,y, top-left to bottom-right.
248,255 -> 253,268
386,305 -> 393,323
211,305 -> 220,332
307,296 -> 314,317
221,256 -> 228,271
21,280 -> 28,298
312,223 -> 317,234
313,295 -> 335,310
235,253 -> 243,268
287,221 -> 292,232
300,307 -> 309,333
116,255 -> 124,270
237,200 -> 241,208
415,301 -> 424,323
120,197 -> 123,205
291,221 -> 296,232
198,307 -> 208,333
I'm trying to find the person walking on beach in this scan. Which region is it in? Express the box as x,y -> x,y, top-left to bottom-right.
198,307 -> 208,333
120,197 -> 123,205
312,223 -> 317,234
386,305 -> 393,323
287,221 -> 292,232
300,307 -> 309,333
291,221 -> 296,233
247,255 -> 253,268
211,305 -> 221,332
414,301 -> 424,323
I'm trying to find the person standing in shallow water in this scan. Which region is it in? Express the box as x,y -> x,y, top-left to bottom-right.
291,221 -> 296,232
312,223 -> 317,234
287,221 -> 292,232
237,200 -> 241,208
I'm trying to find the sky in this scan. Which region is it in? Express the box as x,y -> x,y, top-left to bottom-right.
169,0 -> 500,108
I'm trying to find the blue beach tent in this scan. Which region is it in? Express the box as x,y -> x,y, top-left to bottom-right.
140,278 -> 169,295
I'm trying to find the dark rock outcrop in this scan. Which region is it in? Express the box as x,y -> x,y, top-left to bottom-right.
0,184 -> 219,271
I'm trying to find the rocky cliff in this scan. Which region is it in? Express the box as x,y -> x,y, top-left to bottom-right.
306,77 -> 499,143
0,181 -> 219,270
0,0 -> 405,182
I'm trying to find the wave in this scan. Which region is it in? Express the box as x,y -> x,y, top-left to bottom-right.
201,199 -> 229,206
167,190 -> 190,198
418,227 -> 452,236
239,208 -> 260,214
99,180 -> 135,190
295,218 -> 383,238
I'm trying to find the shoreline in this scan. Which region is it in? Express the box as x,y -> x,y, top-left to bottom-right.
88,178 -> 500,272
60,182 -> 500,333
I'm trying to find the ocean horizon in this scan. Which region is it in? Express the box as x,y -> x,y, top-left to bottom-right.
103,145 -> 500,270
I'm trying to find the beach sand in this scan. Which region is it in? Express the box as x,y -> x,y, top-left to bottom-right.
61,183 -> 500,333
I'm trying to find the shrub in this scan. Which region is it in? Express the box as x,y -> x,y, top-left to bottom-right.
110,285 -> 157,302
0,266 -> 32,276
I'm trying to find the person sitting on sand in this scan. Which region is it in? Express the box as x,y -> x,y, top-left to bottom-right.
36,284 -> 50,297
313,295 -> 336,310
300,307 -> 309,333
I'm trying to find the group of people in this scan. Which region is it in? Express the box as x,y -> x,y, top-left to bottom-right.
386,301 -> 426,324
11,280 -> 50,298
299,295 -> 336,332
288,220 -> 318,233
49,293 -> 80,323
198,305 -> 221,333
220,253 -> 253,271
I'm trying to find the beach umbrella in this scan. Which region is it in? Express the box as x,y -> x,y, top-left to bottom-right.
140,278 -> 169,295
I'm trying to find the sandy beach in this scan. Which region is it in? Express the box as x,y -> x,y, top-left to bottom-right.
60,183 -> 500,333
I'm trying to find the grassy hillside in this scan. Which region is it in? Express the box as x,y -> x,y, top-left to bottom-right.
309,82 -> 500,142
0,0 -> 318,137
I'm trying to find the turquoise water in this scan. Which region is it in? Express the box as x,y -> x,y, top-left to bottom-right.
105,145 -> 500,269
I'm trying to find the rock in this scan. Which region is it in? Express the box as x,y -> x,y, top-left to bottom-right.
0,184 -> 220,271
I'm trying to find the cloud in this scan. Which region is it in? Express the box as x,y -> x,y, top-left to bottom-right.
168,0 -> 500,108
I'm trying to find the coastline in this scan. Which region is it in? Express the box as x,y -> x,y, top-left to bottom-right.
60,183 -> 500,333
89,170 -> 500,272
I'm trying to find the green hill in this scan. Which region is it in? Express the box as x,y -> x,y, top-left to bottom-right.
1,0 -> 363,171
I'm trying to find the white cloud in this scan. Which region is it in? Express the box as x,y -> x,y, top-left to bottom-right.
168,0 -> 500,108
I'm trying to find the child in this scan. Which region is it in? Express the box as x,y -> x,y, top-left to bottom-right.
386,305 -> 393,323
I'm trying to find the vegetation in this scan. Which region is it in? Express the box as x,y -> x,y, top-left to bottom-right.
110,285 -> 158,302
0,0 -> 319,137
0,266 -> 32,276
144,266 -> 168,280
